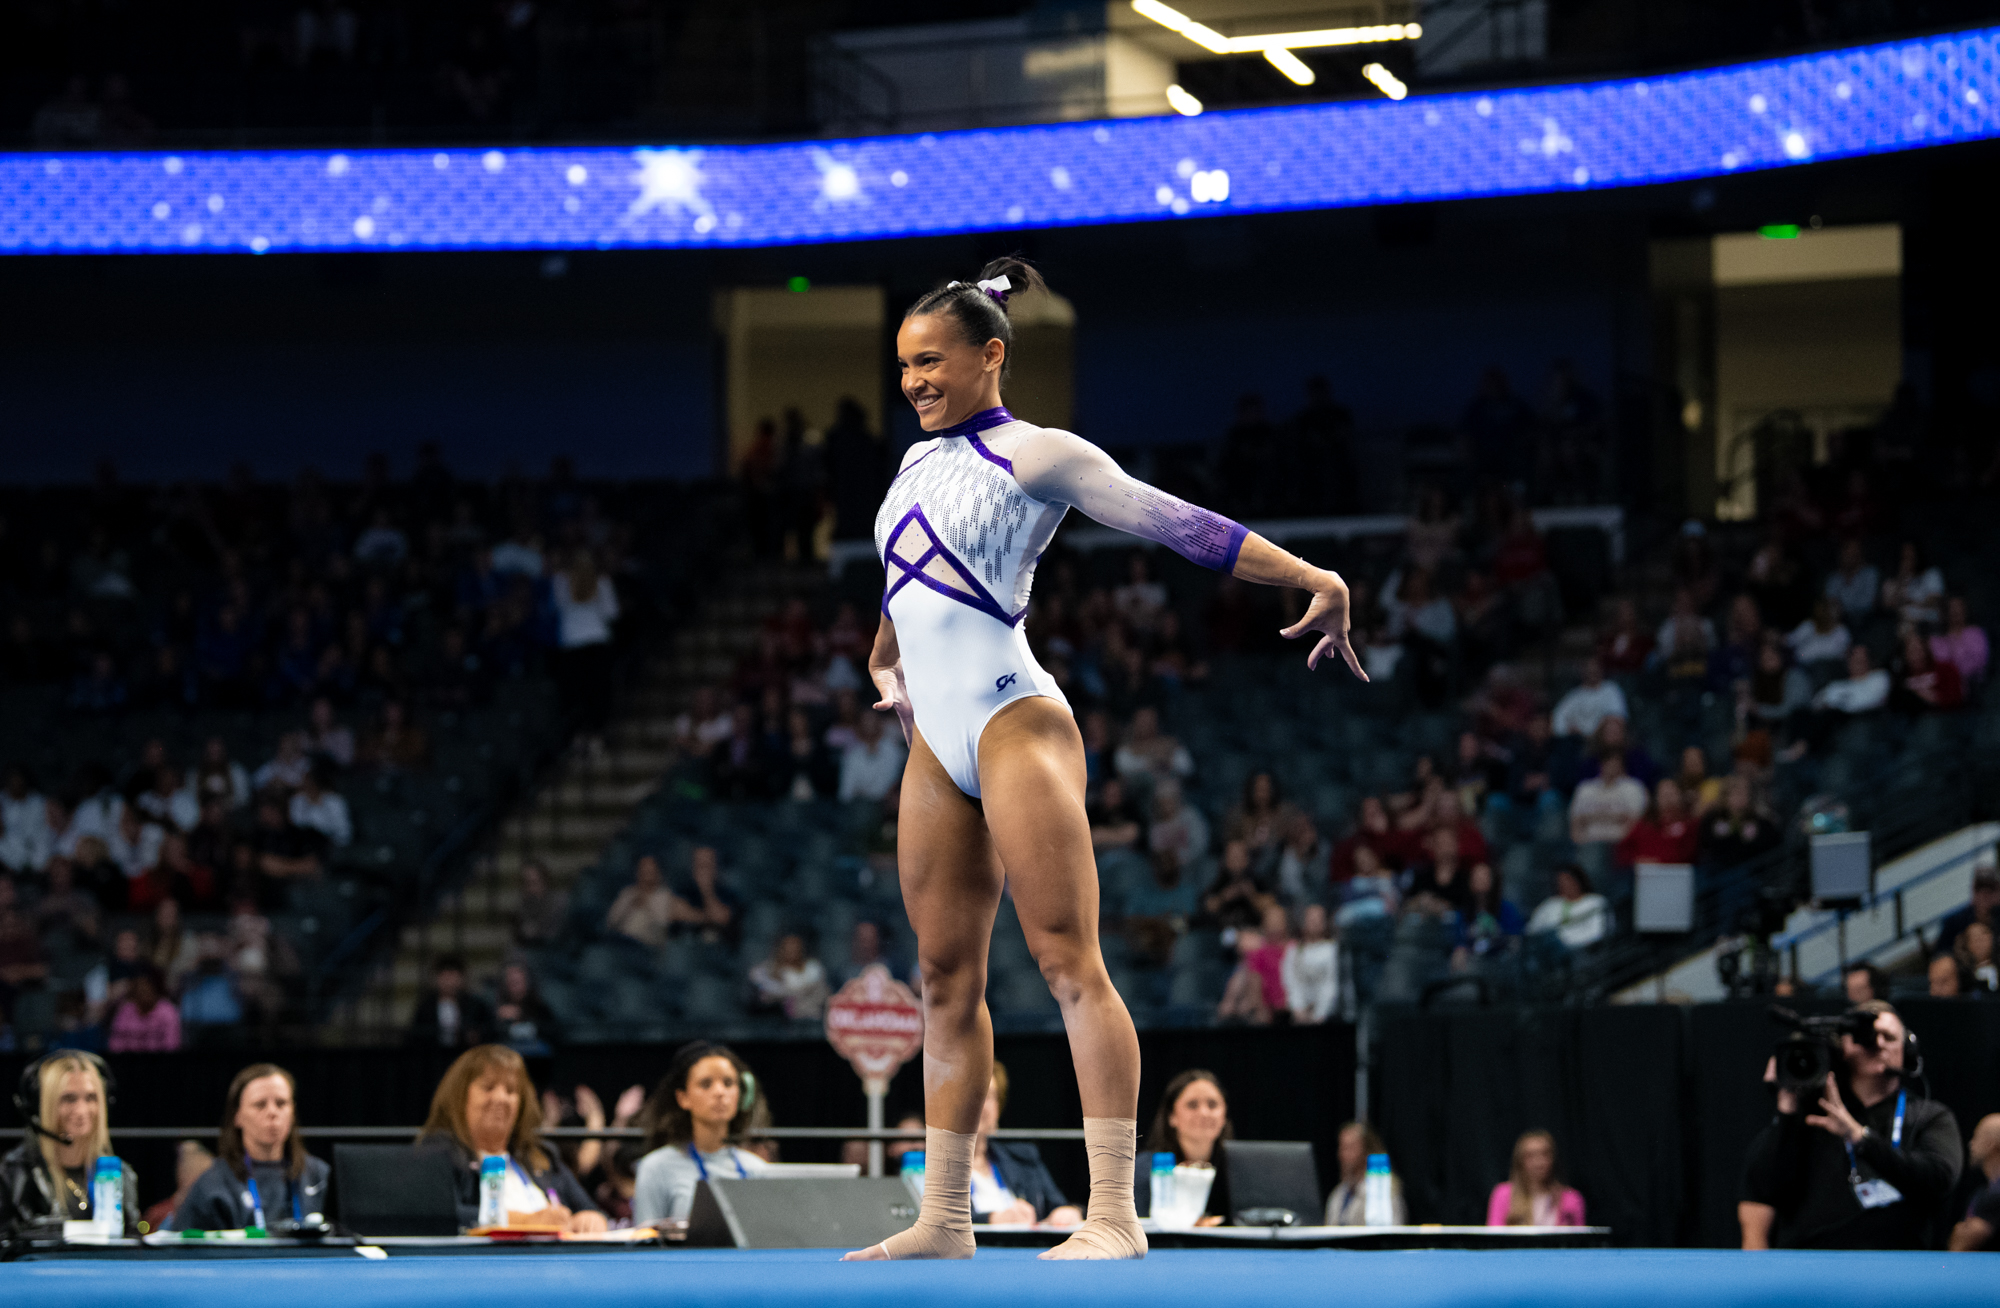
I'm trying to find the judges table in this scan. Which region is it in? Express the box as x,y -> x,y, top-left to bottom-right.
3,1246 -> 1994,1308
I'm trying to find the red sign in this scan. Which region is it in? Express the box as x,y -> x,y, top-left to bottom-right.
824,963 -> 923,1087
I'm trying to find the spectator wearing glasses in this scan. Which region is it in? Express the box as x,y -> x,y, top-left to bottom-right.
171,1064 -> 330,1231
417,1044 -> 604,1232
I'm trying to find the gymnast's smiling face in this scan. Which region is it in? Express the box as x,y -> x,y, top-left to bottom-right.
896,312 -> 1006,433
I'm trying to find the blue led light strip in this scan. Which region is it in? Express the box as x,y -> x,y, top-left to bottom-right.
3,28 -> 1995,255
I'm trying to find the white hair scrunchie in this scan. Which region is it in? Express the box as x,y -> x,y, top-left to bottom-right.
975,275 -> 1013,300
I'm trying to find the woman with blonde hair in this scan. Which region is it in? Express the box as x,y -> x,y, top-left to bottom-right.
1486,1129 -> 1586,1226
416,1044 -> 604,1232
0,1052 -> 138,1233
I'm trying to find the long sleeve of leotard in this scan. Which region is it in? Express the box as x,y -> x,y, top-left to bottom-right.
1009,429 -> 1249,573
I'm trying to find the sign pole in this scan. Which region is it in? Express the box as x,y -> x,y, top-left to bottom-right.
865,1077 -> 887,1178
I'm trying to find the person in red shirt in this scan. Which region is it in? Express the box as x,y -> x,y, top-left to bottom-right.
1897,630 -> 1964,712
1330,795 -> 1399,882
1596,598 -> 1654,675
1615,778 -> 1700,868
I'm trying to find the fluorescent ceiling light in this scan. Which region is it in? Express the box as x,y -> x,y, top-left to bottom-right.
1132,1 -> 1419,54
1165,83 -> 1205,116
1362,62 -> 1408,100
1264,48 -> 1316,85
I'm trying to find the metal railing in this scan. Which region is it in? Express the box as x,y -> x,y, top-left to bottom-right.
16,1125 -> 1080,1142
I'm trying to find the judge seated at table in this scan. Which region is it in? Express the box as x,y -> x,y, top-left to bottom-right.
171,1063 -> 330,1231
632,1042 -> 772,1225
416,1044 -> 605,1233
1133,1068 -> 1233,1225
970,1062 -> 1081,1227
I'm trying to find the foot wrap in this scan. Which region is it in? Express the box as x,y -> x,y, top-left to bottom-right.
1038,1117 -> 1147,1260
869,1126 -> 977,1260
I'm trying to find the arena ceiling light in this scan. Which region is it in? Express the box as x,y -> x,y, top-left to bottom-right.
1264,48 -> 1317,86
1130,0 -> 1421,55
1165,83 -> 1205,115
1362,62 -> 1408,100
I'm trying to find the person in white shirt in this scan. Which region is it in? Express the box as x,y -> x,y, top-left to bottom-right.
1112,706 -> 1194,784
1145,777 -> 1211,869
837,710 -> 907,802
104,804 -> 164,878
253,732 -> 313,796
1812,645 -> 1891,715
1568,751 -> 1648,847
552,552 -> 621,749
1282,903 -> 1340,1024
135,765 -> 200,833
747,933 -> 831,1020
1526,865 -> 1610,949
351,509 -> 409,566
1551,658 -> 1629,739
58,788 -> 121,859
490,529 -> 545,578
1785,598 -> 1853,668
0,766 -> 54,873
288,766 -> 352,848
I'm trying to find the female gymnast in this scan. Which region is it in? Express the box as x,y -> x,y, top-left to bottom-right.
844,258 -> 1366,1262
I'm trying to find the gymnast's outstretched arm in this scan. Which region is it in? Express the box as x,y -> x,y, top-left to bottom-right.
1010,429 -> 1368,679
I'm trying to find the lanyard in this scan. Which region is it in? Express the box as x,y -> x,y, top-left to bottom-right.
243,1174 -> 302,1229
688,1144 -> 748,1181
505,1155 -> 560,1207
1844,1090 -> 1906,1179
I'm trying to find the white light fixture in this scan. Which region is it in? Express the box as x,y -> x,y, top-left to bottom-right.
1133,0 -> 1419,54
1362,62 -> 1408,100
1166,84 -> 1205,116
1264,48 -> 1315,86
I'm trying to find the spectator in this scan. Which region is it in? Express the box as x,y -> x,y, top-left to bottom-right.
1224,771 -> 1303,866
1930,596 -> 1988,686
417,1044 -> 605,1232
1331,795 -> 1398,884
253,732 -> 313,795
0,1053 -> 139,1232
1786,599 -> 1853,671
172,1064 -> 330,1231
1823,539 -> 1879,627
1455,861 -> 1524,966
1526,865 -> 1610,950
1088,776 -> 1143,852
178,934 -> 244,1032
352,508 -> 409,566
513,860 -> 569,948
34,860 -> 99,949
1949,1114 -> 2000,1251
1487,1130 -> 1586,1226
143,1141 -> 216,1233
1616,780 -> 1700,868
1843,962 -> 1890,1004
1955,922 -> 1999,993
493,962 -> 562,1054
1656,587 -> 1716,678
248,797 -> 324,903
1929,954 -> 1964,998
305,697 -> 355,769
0,766 -> 54,873
150,897 -> 200,995
1700,776 -> 1780,867
1112,552 -> 1168,632
359,700 -> 430,772
965,1062 -> 1082,1227
105,802 -> 164,880
1670,520 -> 1720,609
1880,542 -> 1944,628
551,550 -> 620,751
0,907 -> 50,1009
1273,813 -> 1326,906
1569,750 -> 1647,856
1135,1069 -> 1232,1224
1114,707 -> 1194,784
287,764 -> 351,848
835,920 -> 900,985
1894,631 -> 1963,713
1282,903 -> 1340,1023
837,710 -> 906,802
605,855 -> 675,949
1124,851 -> 1200,967
1596,599 -> 1654,676
1146,777 -> 1210,869
632,1043 -> 771,1224
667,845 -> 740,946
1677,746 -> 1722,816
136,763 -> 199,833
672,686 -> 735,761
1788,646 -> 1891,757
772,707 -> 835,800
1201,839 -> 1275,932
190,737 -> 251,811
1551,658 -> 1628,740
748,933 -> 830,1020
1324,1121 -> 1407,1225
1937,860 -> 1998,953
107,965 -> 181,1052
1214,921 -> 1275,1024
1407,826 -> 1474,916
407,955 -> 493,1049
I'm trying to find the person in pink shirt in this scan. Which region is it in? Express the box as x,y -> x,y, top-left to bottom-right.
108,966 -> 182,1052
1930,597 -> 1989,686
1487,1129 -> 1587,1226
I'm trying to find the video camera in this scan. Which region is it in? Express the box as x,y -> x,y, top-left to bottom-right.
1768,1006 -> 1882,1098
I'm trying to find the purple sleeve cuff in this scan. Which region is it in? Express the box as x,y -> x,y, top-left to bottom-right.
1219,519 -> 1249,574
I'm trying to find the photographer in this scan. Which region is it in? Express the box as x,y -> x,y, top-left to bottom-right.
1740,1001 -> 1961,1249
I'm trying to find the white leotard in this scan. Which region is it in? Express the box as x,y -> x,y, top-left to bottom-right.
875,407 -> 1247,797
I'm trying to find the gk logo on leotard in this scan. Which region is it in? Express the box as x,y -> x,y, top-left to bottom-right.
995,673 -> 1017,692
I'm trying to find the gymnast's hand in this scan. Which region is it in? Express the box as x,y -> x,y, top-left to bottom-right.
1280,569 -> 1368,680
868,616 -> 915,743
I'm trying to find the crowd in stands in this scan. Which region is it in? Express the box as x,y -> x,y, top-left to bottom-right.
0,452 -> 634,1052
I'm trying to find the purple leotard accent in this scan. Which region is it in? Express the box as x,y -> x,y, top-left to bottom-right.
880,503 -> 1026,627
936,406 -> 1015,440
1112,484 -> 1249,573
965,432 -> 1013,475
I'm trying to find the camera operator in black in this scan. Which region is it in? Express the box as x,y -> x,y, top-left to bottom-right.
1740,1001 -> 1961,1249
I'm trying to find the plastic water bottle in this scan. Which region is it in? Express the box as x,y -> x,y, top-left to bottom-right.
478,1155 -> 507,1228
901,1151 -> 926,1203
1364,1153 -> 1393,1227
1149,1153 -> 1177,1223
92,1157 -> 124,1238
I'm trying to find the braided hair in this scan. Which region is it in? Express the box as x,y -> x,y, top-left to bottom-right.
902,255 -> 1048,381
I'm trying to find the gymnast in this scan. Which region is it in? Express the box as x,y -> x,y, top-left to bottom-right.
844,257 -> 1367,1262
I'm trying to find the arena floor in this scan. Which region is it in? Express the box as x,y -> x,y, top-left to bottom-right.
6,1247 -> 1996,1308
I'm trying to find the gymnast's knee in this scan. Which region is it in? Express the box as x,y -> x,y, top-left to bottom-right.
1030,931 -> 1105,1006
917,954 -> 987,1021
